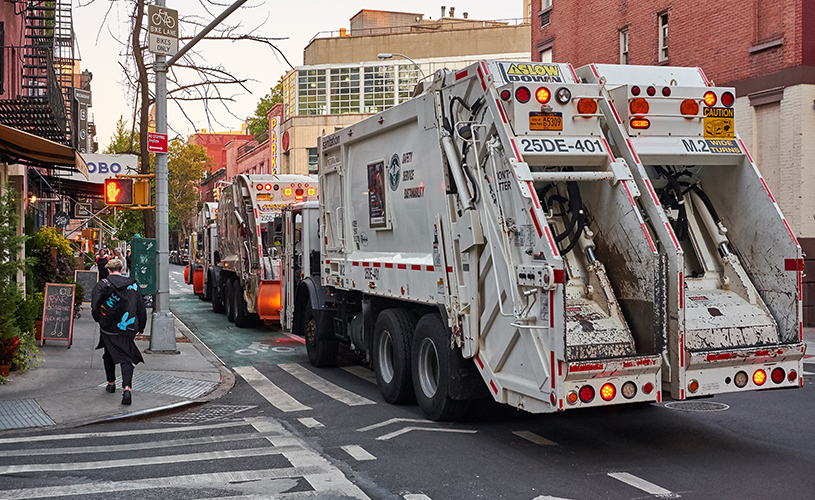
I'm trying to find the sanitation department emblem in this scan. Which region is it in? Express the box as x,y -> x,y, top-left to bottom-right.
388,153 -> 401,191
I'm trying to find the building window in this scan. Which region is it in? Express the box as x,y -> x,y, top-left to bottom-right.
658,12 -> 668,61
540,48 -> 552,63
297,69 -> 326,116
307,148 -> 319,173
620,28 -> 629,65
363,66 -> 395,113
283,71 -> 296,120
330,67 -> 360,114
397,65 -> 420,103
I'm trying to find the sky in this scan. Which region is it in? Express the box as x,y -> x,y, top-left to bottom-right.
72,0 -> 524,151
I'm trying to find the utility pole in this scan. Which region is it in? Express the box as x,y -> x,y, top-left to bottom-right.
148,0 -> 249,353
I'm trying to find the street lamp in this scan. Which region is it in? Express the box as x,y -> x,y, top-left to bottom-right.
377,53 -> 426,80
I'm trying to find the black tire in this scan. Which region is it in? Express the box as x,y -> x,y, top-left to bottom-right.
225,278 -> 235,323
372,309 -> 417,404
304,302 -> 338,367
211,276 -> 225,313
412,314 -> 470,421
203,273 -> 213,302
234,280 -> 251,328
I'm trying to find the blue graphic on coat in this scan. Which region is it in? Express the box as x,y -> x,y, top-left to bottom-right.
117,312 -> 136,331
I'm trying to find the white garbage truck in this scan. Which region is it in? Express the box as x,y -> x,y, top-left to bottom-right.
282,60 -> 667,421
577,64 -> 804,400
211,174 -> 318,327
191,201 -> 219,300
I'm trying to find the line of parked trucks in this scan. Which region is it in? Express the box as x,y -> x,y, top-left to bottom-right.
186,61 -> 804,421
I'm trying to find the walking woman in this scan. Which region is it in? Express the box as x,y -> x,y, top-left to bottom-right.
91,258 -> 146,405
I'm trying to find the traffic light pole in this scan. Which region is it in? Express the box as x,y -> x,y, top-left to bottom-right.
149,0 -> 248,353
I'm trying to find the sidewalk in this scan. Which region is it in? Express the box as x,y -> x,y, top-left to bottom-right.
0,304 -> 234,431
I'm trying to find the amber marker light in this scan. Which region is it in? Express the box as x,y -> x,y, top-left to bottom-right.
630,118 -> 650,129
577,98 -> 598,114
688,379 -> 700,393
535,87 -> 551,104
567,391 -> 579,405
307,187 -> 317,196
680,99 -> 699,116
283,187 -> 293,197
257,184 -> 264,190
753,369 -> 767,386
704,91 -> 717,107
629,98 -> 650,114
600,383 -> 616,401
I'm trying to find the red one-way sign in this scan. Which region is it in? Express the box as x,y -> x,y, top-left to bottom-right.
147,132 -> 168,153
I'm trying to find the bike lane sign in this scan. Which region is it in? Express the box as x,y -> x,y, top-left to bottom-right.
148,5 -> 178,56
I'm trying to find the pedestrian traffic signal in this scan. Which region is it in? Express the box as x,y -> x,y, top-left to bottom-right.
105,178 -> 133,206
134,179 -> 151,206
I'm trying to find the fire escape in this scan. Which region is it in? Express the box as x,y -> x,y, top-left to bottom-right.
0,0 -> 75,145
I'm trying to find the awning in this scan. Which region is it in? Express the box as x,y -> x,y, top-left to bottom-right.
0,123 -> 89,179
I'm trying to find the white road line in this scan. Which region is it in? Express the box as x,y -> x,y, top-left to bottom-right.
608,472 -> 679,498
234,365 -> 311,412
376,426 -> 478,441
1,432 -> 277,456
0,421 -> 248,444
248,417 -> 370,499
0,467 -> 330,499
513,430 -> 557,446
341,445 -> 377,461
357,418 -> 432,432
281,331 -> 306,344
404,494 -> 433,500
0,446 -> 299,475
298,417 -> 324,428
279,363 -> 376,406
803,371 -> 814,376
341,364 -> 377,384
531,496 -> 578,500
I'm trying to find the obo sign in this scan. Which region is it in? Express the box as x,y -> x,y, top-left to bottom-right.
75,154 -> 139,184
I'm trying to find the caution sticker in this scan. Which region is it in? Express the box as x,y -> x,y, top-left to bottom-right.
703,107 -> 734,139
498,62 -> 564,83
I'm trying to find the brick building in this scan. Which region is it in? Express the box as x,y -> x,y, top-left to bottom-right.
188,128 -> 253,175
530,0 -> 815,322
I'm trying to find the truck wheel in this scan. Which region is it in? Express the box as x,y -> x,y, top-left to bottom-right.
373,309 -> 416,404
412,314 -> 470,421
203,275 -> 213,302
211,276 -> 225,314
304,303 -> 338,367
234,281 -> 251,328
225,278 -> 235,322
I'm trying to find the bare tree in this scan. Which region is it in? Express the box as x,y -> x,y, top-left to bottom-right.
79,0 -> 293,237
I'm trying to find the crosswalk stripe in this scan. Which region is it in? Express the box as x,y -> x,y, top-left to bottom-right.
513,430 -> 557,446
404,494 -> 433,500
0,446 -> 299,474
0,467 -> 329,499
298,417 -> 324,428
0,421 -> 247,445
0,432 -> 278,457
279,363 -> 376,406
235,365 -> 311,412
607,472 -> 677,497
341,445 -> 376,461
341,364 -> 377,384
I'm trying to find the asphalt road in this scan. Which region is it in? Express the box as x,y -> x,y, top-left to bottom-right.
2,265 -> 809,500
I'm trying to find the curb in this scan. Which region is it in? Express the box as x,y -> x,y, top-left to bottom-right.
173,315 -> 235,402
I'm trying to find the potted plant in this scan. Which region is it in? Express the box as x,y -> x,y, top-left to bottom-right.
0,335 -> 20,377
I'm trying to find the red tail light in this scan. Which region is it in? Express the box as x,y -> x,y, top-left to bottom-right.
646,86 -> 656,96
578,385 -> 595,403
662,87 -> 672,97
256,184 -> 264,190
631,86 -> 641,96
642,382 -> 654,394
789,369 -> 798,382
535,87 -> 551,104
630,118 -> 650,129
516,86 -> 531,103
704,91 -> 717,107
500,89 -> 511,100
771,367 -> 785,384
721,91 -> 734,107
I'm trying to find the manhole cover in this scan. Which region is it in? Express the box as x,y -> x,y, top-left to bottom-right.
664,401 -> 729,412
162,404 -> 257,424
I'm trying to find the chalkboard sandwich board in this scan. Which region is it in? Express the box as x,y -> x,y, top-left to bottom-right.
74,270 -> 98,304
41,283 -> 76,348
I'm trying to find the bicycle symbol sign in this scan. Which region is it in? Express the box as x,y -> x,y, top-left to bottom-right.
147,5 -> 178,56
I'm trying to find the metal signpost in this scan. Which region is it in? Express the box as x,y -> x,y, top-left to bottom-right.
148,0 -> 248,353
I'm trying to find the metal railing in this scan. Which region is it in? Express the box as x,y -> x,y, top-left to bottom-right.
308,17 -> 528,44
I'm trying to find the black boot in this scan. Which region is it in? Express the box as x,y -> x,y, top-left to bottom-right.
122,390 -> 132,405
106,384 -> 116,393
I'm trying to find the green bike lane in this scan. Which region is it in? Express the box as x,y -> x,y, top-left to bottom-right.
170,293 -> 307,367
